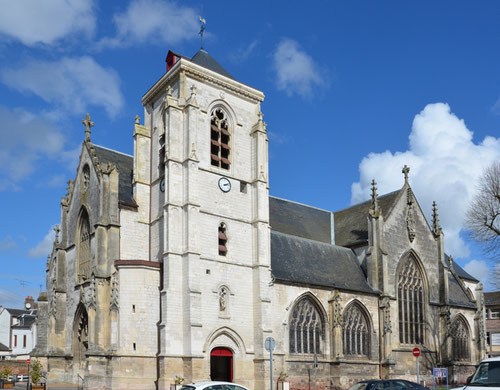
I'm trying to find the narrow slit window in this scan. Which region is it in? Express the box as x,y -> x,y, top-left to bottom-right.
210,108 -> 231,169
218,223 -> 227,256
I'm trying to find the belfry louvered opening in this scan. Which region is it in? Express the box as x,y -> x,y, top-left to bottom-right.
210,108 -> 231,169
218,223 -> 227,256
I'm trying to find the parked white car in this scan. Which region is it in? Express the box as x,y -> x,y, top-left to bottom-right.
180,382 -> 250,390
453,357 -> 500,390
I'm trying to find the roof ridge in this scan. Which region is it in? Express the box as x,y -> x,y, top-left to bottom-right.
335,189 -> 401,214
93,144 -> 133,158
270,195 -> 333,214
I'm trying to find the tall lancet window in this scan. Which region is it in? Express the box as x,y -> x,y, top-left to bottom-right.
289,297 -> 323,355
343,303 -> 370,357
78,209 -> 91,281
397,254 -> 425,345
451,317 -> 470,361
210,108 -> 231,169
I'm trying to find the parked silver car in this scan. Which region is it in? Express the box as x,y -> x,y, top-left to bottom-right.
181,382 -> 250,390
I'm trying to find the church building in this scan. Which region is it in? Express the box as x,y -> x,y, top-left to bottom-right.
34,48 -> 487,390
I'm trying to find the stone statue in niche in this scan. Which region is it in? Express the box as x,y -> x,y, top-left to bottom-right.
406,189 -> 416,242
219,286 -> 227,313
81,165 -> 90,193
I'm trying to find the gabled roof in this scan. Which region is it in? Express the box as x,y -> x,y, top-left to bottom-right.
271,231 -> 377,294
190,49 -> 235,80
269,196 -> 332,244
0,342 -> 10,352
333,190 -> 401,247
5,308 -> 29,316
448,273 -> 476,308
485,291 -> 500,306
445,255 -> 478,282
12,315 -> 35,329
93,145 -> 136,207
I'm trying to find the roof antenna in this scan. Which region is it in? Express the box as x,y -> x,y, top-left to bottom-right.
199,7 -> 206,49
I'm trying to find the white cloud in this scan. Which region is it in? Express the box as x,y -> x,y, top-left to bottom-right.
29,226 -> 56,259
97,0 -> 198,49
351,103 -> 500,258
1,56 -> 123,118
273,38 -> 325,98
229,40 -> 259,63
463,259 -> 492,290
0,0 -> 95,46
0,236 -> 16,252
0,106 -> 68,188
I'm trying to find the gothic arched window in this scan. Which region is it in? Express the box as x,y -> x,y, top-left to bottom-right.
77,209 -> 91,282
451,317 -> 470,361
343,303 -> 370,357
210,108 -> 231,169
289,297 -> 324,355
397,254 -> 425,345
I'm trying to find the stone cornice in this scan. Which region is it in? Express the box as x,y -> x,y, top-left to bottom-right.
114,260 -> 160,270
142,58 -> 264,106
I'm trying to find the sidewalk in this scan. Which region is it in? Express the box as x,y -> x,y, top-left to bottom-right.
14,383 -> 80,390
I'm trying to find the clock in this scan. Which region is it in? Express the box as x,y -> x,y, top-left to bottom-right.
160,178 -> 165,192
218,177 -> 231,193
25,303 -> 31,309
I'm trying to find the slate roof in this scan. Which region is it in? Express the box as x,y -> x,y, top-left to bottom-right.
93,145 -> 136,207
5,308 -> 29,316
269,196 -> 332,244
334,190 -> 401,247
0,342 -> 10,352
445,255 -> 478,282
12,316 -> 35,329
448,273 -> 476,308
485,291 -> 500,306
271,231 -> 376,294
190,49 -> 235,80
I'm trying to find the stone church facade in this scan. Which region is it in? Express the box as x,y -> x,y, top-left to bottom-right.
34,49 -> 487,390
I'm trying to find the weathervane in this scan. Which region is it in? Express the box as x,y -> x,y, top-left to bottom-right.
199,9 -> 206,49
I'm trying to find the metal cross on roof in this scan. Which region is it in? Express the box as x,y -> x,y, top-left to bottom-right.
82,113 -> 94,141
199,13 -> 206,49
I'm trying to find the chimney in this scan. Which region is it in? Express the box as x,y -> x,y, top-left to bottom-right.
165,50 -> 181,72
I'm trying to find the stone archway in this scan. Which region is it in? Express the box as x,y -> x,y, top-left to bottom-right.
72,304 -> 88,367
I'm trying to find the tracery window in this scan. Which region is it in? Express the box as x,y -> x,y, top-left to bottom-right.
451,317 -> 470,361
210,108 -> 231,169
77,209 -> 91,282
289,297 -> 323,355
397,255 -> 425,345
218,223 -> 227,256
343,303 -> 370,357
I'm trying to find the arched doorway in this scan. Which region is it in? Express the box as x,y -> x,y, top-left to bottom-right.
72,304 -> 88,366
210,347 -> 233,382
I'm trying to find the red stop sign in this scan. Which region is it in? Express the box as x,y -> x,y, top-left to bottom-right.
26,359 -> 30,365
412,347 -> 421,357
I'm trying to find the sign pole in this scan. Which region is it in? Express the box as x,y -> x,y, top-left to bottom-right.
270,348 -> 273,390
412,347 -> 421,385
417,356 -> 419,384
265,337 -> 276,390
314,354 -> 318,390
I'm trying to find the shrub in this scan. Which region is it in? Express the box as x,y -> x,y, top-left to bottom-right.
30,359 -> 43,384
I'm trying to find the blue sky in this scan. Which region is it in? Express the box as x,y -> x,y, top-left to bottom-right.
0,0 -> 499,308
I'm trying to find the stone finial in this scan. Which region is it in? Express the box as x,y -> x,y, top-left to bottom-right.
166,85 -> 172,97
53,225 -> 60,244
135,115 -> 140,125
402,165 -> 410,183
449,255 -> 454,270
369,179 -> 380,217
258,111 -> 264,121
46,255 -> 50,268
82,113 -> 94,142
190,84 -> 197,98
432,201 -> 442,236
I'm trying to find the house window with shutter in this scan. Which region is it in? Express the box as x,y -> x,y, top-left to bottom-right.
218,223 -> 227,256
210,108 -> 231,169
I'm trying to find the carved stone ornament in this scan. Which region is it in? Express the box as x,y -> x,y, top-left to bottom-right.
49,280 -> 57,318
406,189 -> 416,242
380,296 -> 392,334
219,286 -> 228,313
440,305 -> 451,332
81,165 -> 90,193
330,290 -> 343,328
110,271 -> 119,312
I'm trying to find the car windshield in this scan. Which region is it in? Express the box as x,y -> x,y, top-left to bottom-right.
469,361 -> 500,386
180,386 -> 196,390
348,382 -> 371,390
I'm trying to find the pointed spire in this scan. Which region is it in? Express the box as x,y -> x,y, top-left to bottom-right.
402,165 -> 410,184
432,201 -> 442,236
82,113 -> 94,142
53,224 -> 60,244
369,179 -> 380,217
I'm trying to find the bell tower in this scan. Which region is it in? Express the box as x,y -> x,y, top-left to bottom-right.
141,48 -> 271,390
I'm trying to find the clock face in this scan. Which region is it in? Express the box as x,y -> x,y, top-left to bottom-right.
160,178 -> 165,192
218,177 -> 231,193
25,303 -> 31,309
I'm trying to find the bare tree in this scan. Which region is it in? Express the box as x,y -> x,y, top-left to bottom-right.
466,161 -> 500,259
